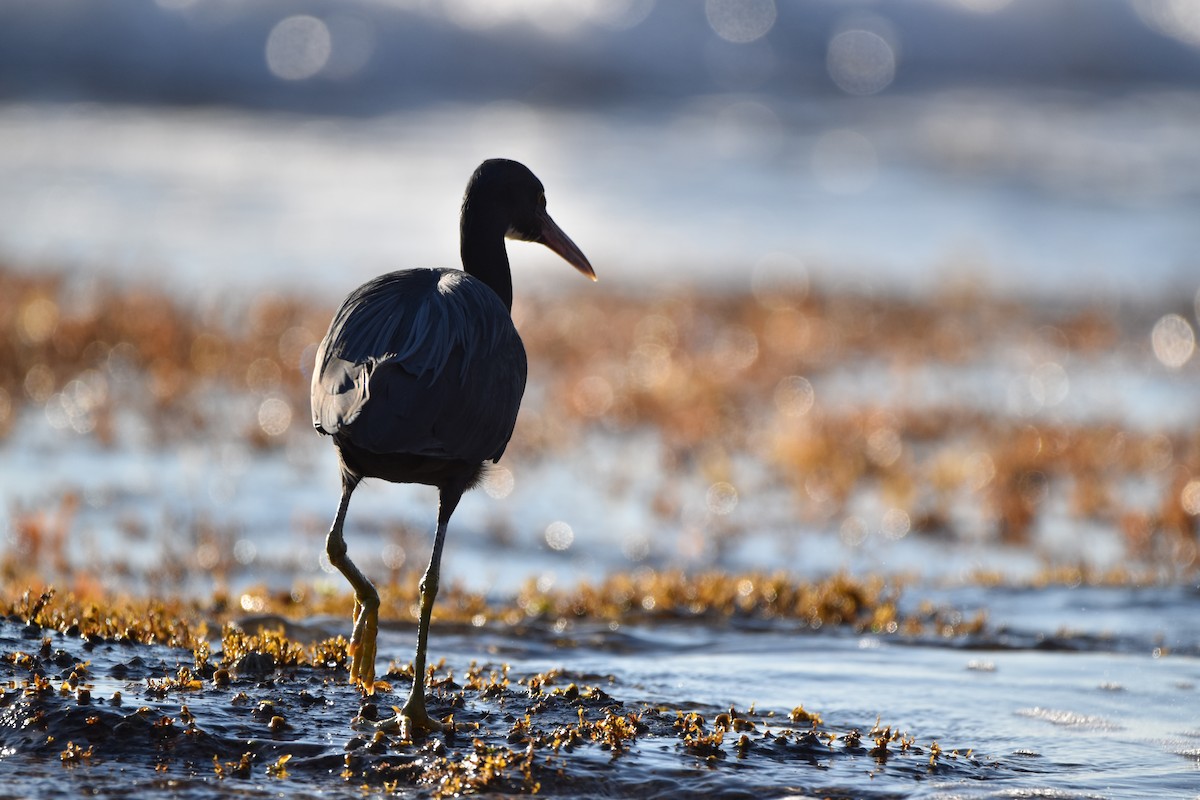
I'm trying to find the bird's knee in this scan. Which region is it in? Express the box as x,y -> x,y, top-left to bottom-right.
419,571 -> 439,599
326,533 -> 348,566
360,585 -> 380,611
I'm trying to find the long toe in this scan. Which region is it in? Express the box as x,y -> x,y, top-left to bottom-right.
372,704 -> 446,740
347,604 -> 379,691
348,624 -> 363,685
359,613 -> 378,691
399,708 -> 445,741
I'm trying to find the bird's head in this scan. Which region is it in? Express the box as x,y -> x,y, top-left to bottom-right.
464,159 -> 596,281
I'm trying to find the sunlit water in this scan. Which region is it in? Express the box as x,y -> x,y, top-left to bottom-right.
406,610 -> 1200,799
2,95 -> 1199,301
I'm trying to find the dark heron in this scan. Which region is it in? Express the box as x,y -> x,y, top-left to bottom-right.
311,159 -> 595,737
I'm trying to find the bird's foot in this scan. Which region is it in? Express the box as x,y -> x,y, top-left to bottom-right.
347,598 -> 379,693
371,693 -> 446,741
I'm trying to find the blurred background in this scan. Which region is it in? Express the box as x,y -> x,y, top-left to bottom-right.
2,0 -> 1199,298
1,0 -> 1199,596
4,9 -> 1200,791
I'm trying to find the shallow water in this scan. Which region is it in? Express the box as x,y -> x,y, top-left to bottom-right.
3,584 -> 1197,799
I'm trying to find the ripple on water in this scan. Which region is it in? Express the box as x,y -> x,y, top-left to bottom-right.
1014,707 -> 1122,731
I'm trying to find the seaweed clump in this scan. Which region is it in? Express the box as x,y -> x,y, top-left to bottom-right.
1,261 -> 1196,576
0,569 -> 983,673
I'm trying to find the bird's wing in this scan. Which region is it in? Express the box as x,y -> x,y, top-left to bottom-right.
311,269 -> 527,463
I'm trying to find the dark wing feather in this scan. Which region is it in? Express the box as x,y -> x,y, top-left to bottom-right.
311,268 -> 527,463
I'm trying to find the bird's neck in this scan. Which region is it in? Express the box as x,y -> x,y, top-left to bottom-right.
460,215 -> 514,311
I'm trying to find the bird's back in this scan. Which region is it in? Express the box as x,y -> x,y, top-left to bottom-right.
312,268 -> 527,468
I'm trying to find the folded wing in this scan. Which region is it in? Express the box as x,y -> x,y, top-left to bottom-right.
312,268 -> 527,464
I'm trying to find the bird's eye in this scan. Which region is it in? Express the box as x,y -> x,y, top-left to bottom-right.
537,192 -> 546,207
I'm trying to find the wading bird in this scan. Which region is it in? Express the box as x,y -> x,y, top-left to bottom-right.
311,159 -> 595,737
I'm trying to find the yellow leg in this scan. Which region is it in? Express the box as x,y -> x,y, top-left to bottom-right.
326,478 -> 380,692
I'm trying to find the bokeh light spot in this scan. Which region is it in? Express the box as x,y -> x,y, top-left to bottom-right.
24,363 -> 55,404
246,357 -> 282,393
827,29 -> 896,95
705,0 -> 777,44
706,481 -> 739,515
48,373 -> 108,435
713,325 -> 759,373
774,375 -> 815,418
18,296 -> 59,345
1181,480 -> 1200,516
239,592 -> 265,613
484,465 -> 515,499
881,508 -> 911,540
195,543 -> 220,570
233,539 -> 258,566
382,543 -> 406,570
1134,0 -> 1200,47
265,16 -> 332,81
258,396 -> 292,437
840,515 -> 869,547
867,425 -> 902,467
1151,313 -> 1195,369
545,521 -> 575,551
